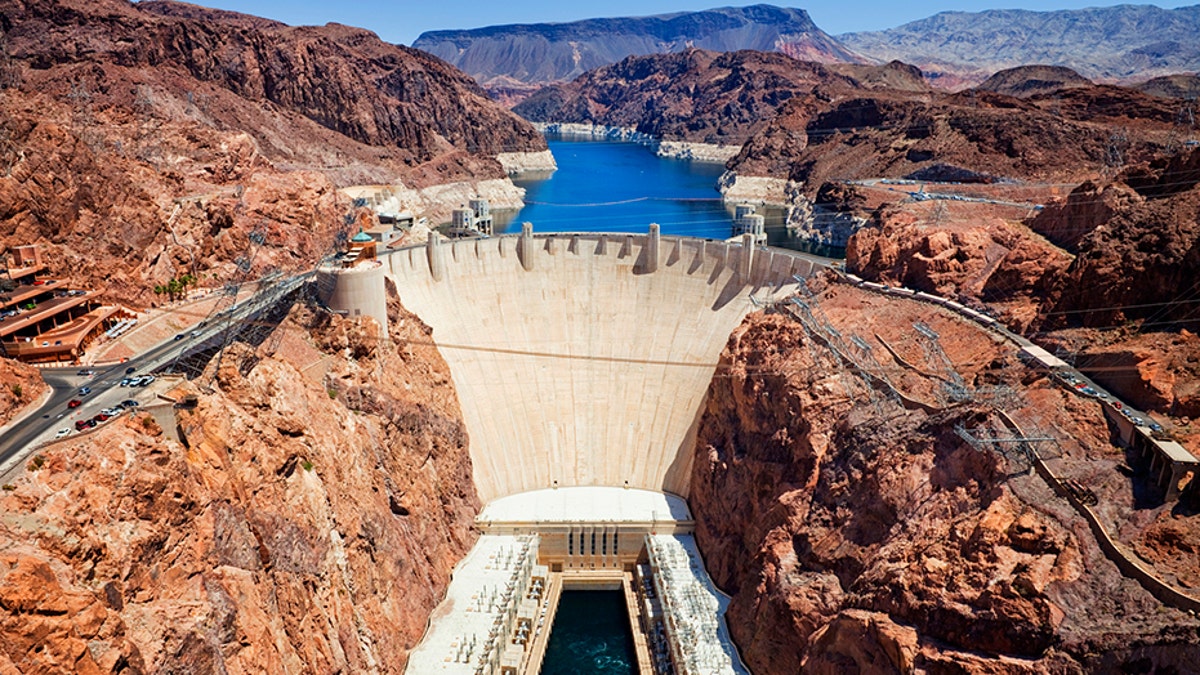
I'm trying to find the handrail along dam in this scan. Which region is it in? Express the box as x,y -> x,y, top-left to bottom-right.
323,225 -> 828,674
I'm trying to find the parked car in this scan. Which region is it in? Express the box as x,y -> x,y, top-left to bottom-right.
93,413 -> 110,423
1149,422 -> 1164,433
75,419 -> 90,431
121,399 -> 140,409
67,399 -> 82,409
1079,387 -> 1099,397
54,428 -> 71,439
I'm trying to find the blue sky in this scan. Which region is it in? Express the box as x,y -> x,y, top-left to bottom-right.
181,1 -> 1199,46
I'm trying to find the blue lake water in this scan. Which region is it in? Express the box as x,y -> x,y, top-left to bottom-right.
496,136 -> 791,243
540,591 -> 637,675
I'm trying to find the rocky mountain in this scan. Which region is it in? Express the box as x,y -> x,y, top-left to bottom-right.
412,5 -> 862,95
729,75 -> 1179,191
514,49 -> 926,144
0,295 -> 481,672
691,296 -> 1200,673
1035,145 -> 1200,330
0,0 -> 544,308
840,4 -> 1200,88
975,65 -> 1095,99
1136,73 -> 1200,100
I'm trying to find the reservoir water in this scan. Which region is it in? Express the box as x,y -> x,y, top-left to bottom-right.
496,135 -> 793,245
540,591 -> 637,675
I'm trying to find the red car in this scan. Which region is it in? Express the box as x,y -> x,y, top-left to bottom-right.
75,419 -> 89,431
67,399 -> 82,408
92,413 -> 110,423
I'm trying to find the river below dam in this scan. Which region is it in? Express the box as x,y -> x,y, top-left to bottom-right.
540,591 -> 637,675
495,135 -> 805,248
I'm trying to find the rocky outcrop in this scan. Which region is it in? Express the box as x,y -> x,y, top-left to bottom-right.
0,360 -> 46,430
515,50 -> 925,146
846,200 -> 1070,324
6,0 -> 544,162
689,296 -> 1200,674
1136,74 -> 1200,100
976,65 -> 1094,99
1041,146 -> 1200,329
0,0 -> 545,309
840,4 -> 1200,87
717,171 -> 791,205
655,141 -> 741,163
413,5 -> 861,93
730,85 -> 1175,195
1027,181 -> 1142,251
0,295 -> 480,672
495,150 -> 558,174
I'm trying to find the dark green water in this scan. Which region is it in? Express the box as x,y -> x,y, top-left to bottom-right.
540,591 -> 637,675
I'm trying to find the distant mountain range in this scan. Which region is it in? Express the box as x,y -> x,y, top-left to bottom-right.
412,5 -> 860,93
841,4 -> 1200,87
414,3 -> 1200,95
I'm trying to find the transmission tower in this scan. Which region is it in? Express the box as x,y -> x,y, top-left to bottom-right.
955,423 -> 1058,476
782,297 -> 858,404
847,332 -> 895,413
912,321 -> 971,403
1105,129 -> 1129,172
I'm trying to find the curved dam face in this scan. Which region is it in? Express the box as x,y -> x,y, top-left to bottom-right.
382,228 -> 824,504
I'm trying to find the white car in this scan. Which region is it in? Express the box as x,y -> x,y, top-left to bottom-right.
54,428 -> 71,439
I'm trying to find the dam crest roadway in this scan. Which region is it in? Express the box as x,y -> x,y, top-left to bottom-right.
319,225 -> 830,674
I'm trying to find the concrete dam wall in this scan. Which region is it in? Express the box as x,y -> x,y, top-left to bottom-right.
382,227 -> 825,504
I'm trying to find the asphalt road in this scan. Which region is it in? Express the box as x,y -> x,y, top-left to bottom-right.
0,339 -> 181,475
0,273 -> 308,476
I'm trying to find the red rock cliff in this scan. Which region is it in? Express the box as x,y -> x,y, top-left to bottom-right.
0,0 -> 545,308
689,285 -> 1200,673
0,292 -> 480,672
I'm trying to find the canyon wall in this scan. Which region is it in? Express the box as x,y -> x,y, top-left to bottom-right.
0,295 -> 479,673
0,0 -> 546,309
689,286 -> 1200,673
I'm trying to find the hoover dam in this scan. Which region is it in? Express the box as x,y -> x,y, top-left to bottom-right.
379,225 -> 824,503
321,225 -> 827,674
